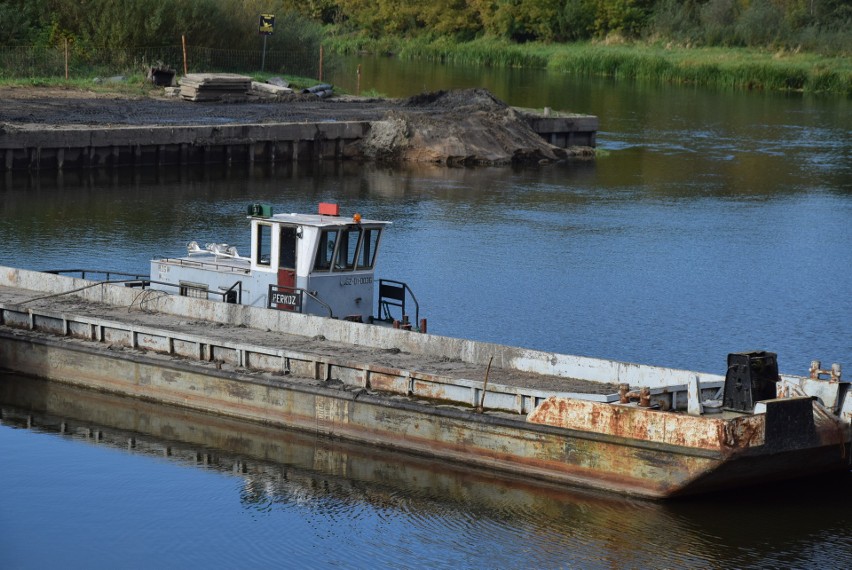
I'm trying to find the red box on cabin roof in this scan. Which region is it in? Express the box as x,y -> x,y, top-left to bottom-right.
318,202 -> 339,216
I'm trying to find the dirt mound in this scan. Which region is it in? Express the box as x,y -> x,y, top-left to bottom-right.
349,88 -> 575,166
401,88 -> 508,112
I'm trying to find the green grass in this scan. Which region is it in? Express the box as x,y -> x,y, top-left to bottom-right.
325,35 -> 852,95
0,75 -> 157,95
546,44 -> 850,94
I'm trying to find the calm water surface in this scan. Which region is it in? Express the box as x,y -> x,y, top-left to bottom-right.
1,59 -> 850,568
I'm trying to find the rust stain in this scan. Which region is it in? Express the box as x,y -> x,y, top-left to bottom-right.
369,372 -> 405,393
527,397 -> 769,451
227,383 -> 253,400
412,379 -> 449,401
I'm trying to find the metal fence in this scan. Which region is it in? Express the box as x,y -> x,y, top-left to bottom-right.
0,44 -> 323,80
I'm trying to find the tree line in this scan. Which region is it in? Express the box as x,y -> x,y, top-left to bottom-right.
0,0 -> 322,52
0,0 -> 848,54
327,0 -> 848,53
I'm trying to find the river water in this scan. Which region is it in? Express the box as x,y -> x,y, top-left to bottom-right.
1,57 -> 850,568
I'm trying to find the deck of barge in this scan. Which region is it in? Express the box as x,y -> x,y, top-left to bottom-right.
0,282 -> 618,408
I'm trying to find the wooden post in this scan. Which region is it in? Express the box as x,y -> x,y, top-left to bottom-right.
477,356 -> 494,413
357,64 -> 361,96
319,45 -> 324,82
64,38 -> 69,80
181,35 -> 188,76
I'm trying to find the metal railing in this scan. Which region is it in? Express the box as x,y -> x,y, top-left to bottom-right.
46,268 -> 149,282
158,257 -> 250,275
47,269 -> 242,305
221,280 -> 243,305
377,279 -> 420,328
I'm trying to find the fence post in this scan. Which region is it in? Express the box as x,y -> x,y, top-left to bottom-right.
181,35 -> 188,76
64,38 -> 69,80
319,45 -> 324,82
357,63 -> 361,96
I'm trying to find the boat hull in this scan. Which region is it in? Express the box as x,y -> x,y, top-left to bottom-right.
1,330 -> 848,499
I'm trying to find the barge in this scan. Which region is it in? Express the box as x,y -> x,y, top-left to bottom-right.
0,205 -> 849,499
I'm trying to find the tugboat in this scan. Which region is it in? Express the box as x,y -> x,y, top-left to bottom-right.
149,203 -> 424,331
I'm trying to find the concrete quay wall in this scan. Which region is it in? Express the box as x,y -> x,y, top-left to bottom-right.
1,121 -> 370,171
0,115 -> 598,171
525,115 -> 598,148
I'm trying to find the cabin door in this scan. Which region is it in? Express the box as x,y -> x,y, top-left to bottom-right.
276,226 -> 298,310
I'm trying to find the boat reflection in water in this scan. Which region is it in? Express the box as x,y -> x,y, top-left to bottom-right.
1,373 -> 850,568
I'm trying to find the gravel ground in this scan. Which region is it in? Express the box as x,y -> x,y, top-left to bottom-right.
0,86 -> 399,127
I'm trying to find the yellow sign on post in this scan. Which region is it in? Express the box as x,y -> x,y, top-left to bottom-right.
259,14 -> 275,35
259,14 -> 275,72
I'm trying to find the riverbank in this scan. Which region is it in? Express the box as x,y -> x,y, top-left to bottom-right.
326,37 -> 852,96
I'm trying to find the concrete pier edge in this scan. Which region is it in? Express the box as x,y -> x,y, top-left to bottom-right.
0,114 -> 598,171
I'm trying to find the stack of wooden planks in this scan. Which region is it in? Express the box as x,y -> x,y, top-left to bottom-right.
179,73 -> 252,102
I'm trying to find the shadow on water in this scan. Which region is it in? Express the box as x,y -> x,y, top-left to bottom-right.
1,372 -> 849,568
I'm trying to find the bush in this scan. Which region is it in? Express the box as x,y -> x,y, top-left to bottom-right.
699,0 -> 739,45
556,0 -> 597,41
735,0 -> 785,47
651,0 -> 701,43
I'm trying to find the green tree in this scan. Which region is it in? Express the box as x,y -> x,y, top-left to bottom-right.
0,0 -> 47,45
556,0 -> 598,41
592,0 -> 654,37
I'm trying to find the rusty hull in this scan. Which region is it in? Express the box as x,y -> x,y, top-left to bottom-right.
1,329 -> 848,499
528,396 -> 850,495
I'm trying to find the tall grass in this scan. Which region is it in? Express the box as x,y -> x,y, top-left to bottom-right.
547,46 -> 851,94
398,37 -> 550,68
326,35 -> 851,95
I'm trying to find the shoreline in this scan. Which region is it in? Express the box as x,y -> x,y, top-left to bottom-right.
326,37 -> 852,96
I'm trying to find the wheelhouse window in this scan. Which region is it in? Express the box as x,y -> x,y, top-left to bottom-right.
314,226 -> 382,272
314,229 -> 339,271
335,227 -> 361,270
358,228 -> 381,269
256,223 -> 272,266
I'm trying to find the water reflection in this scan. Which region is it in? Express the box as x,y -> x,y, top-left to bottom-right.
1,373 -> 849,568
